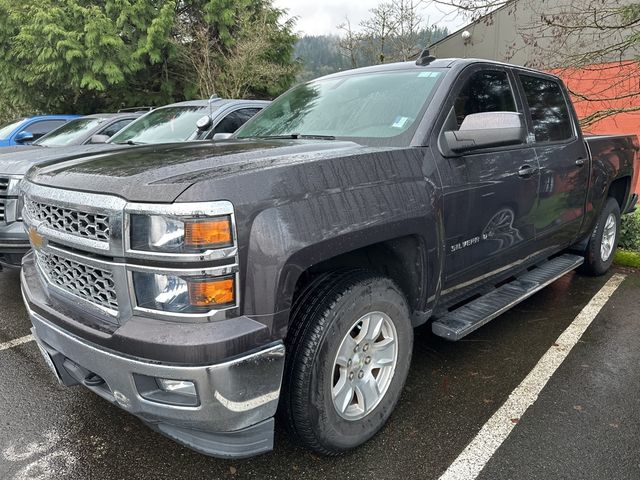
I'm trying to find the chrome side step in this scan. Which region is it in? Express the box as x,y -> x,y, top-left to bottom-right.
432,254 -> 584,341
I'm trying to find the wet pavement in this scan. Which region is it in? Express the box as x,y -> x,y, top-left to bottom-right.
0,267 -> 638,479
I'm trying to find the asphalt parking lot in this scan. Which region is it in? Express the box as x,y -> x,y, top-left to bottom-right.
1,267 -> 639,480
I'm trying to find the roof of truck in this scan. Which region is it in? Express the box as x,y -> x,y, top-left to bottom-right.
321,58 -> 562,81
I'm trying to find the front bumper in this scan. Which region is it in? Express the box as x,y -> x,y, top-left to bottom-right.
23,271 -> 286,459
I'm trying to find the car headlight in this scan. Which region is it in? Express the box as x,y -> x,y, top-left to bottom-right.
133,271 -> 235,314
129,214 -> 233,253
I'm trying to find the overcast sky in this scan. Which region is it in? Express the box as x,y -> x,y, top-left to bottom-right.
273,0 -> 468,37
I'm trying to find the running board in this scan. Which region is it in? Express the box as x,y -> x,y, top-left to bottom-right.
432,254 -> 584,341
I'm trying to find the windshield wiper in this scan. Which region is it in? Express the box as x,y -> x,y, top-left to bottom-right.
252,133 -> 336,141
113,140 -> 145,146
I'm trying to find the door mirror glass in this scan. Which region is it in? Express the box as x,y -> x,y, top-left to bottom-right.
15,130 -> 34,143
89,134 -> 110,144
443,112 -> 526,154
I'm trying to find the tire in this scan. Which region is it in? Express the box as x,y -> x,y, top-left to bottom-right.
579,197 -> 621,276
282,269 -> 413,455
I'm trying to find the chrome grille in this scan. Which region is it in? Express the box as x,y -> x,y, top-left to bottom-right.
0,200 -> 4,223
0,178 -> 8,196
37,250 -> 118,311
26,199 -> 110,242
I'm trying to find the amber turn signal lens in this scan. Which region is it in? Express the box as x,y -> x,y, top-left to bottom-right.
184,217 -> 232,248
188,278 -> 235,307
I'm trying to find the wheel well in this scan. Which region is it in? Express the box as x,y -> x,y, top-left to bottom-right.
608,176 -> 630,209
291,235 -> 426,320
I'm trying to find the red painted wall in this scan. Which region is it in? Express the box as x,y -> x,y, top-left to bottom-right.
552,61 -> 640,194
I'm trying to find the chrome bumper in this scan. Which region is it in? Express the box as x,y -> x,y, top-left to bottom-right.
28,307 -> 285,458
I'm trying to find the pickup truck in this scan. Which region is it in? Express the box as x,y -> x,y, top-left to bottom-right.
0,99 -> 267,269
20,57 -> 639,459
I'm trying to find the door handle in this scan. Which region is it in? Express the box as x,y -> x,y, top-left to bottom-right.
575,158 -> 586,167
517,165 -> 537,178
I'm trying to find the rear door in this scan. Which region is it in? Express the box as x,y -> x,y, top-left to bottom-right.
516,73 -> 589,251
435,66 -> 541,290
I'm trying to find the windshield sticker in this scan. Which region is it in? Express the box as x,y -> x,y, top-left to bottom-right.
418,71 -> 439,78
392,116 -> 409,128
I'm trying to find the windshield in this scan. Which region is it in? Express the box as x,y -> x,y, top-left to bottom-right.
110,106 -> 206,144
35,118 -> 103,146
0,119 -> 26,140
236,69 -> 443,145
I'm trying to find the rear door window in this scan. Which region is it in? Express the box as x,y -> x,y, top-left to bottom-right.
519,75 -> 573,143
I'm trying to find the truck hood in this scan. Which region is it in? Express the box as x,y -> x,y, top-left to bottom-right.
0,144 -> 125,176
26,139 -> 371,203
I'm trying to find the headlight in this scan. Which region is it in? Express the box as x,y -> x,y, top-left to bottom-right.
129,214 -> 233,254
133,271 -> 235,314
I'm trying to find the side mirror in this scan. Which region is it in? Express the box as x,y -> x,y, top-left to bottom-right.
15,131 -> 34,143
89,134 -> 110,144
196,115 -> 213,131
213,133 -> 233,141
442,112 -> 526,155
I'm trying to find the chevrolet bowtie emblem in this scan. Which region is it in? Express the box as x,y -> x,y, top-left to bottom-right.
28,227 -> 47,250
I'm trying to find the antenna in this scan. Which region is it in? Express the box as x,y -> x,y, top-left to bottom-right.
416,48 -> 436,66
208,93 -> 219,118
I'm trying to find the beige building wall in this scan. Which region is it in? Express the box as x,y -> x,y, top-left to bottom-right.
430,0 -> 639,68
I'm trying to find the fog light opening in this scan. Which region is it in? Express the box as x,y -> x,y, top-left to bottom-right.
157,378 -> 197,397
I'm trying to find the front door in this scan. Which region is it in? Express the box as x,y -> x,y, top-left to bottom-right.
435,67 -> 540,291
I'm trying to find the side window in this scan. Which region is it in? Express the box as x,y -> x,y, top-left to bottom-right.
28,120 -> 66,139
519,75 -> 572,143
99,119 -> 134,138
209,108 -> 262,138
453,70 -> 517,128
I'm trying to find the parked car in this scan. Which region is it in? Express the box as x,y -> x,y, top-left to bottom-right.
104,98 -> 270,145
0,115 -> 79,147
33,112 -> 145,147
19,58 -> 639,459
0,99 -> 268,268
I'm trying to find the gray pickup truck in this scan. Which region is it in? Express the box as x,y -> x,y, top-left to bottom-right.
0,99 -> 267,268
19,57 -> 639,459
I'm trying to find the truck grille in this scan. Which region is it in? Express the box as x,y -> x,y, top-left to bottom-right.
0,178 -> 8,196
0,200 -> 4,223
37,250 -> 118,311
26,199 -> 110,242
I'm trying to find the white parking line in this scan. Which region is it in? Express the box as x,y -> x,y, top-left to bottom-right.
439,273 -> 627,480
0,334 -> 34,352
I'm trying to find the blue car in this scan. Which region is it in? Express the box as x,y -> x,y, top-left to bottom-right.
0,115 -> 79,147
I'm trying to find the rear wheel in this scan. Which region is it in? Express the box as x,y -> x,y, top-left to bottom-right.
282,270 -> 413,455
580,197 -> 620,276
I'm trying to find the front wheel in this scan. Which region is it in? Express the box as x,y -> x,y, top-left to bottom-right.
580,197 -> 620,276
282,270 -> 413,455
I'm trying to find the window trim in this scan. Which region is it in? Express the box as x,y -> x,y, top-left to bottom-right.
515,71 -> 579,147
434,64 -> 531,158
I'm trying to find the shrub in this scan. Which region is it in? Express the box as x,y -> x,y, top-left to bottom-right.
619,209 -> 640,252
